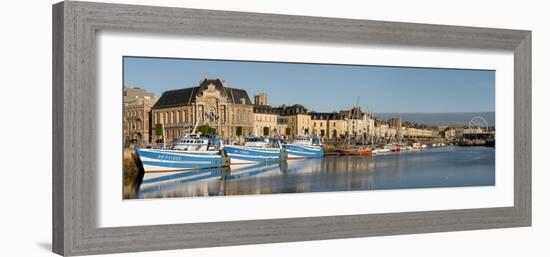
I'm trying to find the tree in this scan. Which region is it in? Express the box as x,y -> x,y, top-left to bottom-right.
263,127 -> 269,136
197,125 -> 215,135
155,123 -> 163,136
236,126 -> 243,137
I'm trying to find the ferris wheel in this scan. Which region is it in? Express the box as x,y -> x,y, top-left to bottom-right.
468,116 -> 488,132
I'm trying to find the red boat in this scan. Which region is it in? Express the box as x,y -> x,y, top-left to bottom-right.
337,148 -> 373,156
392,147 -> 401,152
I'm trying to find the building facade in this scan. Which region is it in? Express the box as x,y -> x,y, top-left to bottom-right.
151,78 -> 254,143
123,87 -> 156,144
276,116 -> 289,137
252,105 -> 278,136
310,112 -> 347,139
388,118 -> 403,138
404,127 -> 436,138
339,107 -> 375,139
280,104 -> 311,137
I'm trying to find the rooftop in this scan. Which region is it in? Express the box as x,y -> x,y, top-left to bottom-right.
153,78 -> 252,109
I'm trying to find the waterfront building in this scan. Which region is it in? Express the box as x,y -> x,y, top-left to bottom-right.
276,116 -> 289,138
388,118 -> 403,138
124,86 -> 154,103
151,78 -> 254,143
310,112 -> 346,139
280,104 -> 311,138
331,119 -> 348,139
444,128 -> 457,140
339,107 -> 375,139
252,94 -> 278,136
123,87 -> 156,144
374,124 -> 389,139
404,127 -> 436,138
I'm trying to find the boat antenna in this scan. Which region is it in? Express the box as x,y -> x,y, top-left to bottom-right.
191,120 -> 199,134
356,96 -> 360,119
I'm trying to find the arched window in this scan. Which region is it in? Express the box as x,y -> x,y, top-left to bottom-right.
208,108 -> 216,123
176,111 -> 180,123
182,110 -> 187,122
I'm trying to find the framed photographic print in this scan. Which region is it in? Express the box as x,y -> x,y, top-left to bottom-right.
52,1 -> 531,256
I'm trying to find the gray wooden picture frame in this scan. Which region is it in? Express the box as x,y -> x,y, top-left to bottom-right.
52,1 -> 531,256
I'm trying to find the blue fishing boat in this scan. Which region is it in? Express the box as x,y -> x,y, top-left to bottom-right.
223,136 -> 287,165
134,147 -> 229,172
135,122 -> 229,172
283,135 -> 324,159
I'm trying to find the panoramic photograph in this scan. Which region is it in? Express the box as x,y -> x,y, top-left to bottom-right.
122,57 -> 496,199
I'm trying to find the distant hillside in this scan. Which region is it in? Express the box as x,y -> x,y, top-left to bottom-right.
374,112 -> 495,126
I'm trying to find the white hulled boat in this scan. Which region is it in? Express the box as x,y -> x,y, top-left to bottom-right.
283,135 -> 324,159
134,123 -> 230,173
223,136 -> 287,165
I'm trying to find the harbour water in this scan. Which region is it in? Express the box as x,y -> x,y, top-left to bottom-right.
135,146 -> 495,199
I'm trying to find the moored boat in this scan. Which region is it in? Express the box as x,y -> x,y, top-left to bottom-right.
223,136 -> 287,165
372,148 -> 391,155
134,147 -> 230,172
135,124 -> 229,172
337,147 -> 372,156
283,135 -> 324,159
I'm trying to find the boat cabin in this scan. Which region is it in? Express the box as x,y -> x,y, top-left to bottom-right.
292,135 -> 322,146
244,136 -> 281,148
171,133 -> 213,151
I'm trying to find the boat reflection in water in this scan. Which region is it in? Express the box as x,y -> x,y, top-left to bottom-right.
137,162 -> 285,198
135,147 -> 495,199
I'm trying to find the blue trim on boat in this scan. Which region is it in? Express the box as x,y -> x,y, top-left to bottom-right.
223,145 -> 285,163
283,144 -> 324,158
135,148 -> 229,172
141,160 -> 223,170
137,164 -> 281,196
223,164 -> 278,180
141,168 -> 228,184
138,171 -> 225,195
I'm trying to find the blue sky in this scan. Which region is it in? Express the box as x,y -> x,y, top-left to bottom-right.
123,57 -> 495,113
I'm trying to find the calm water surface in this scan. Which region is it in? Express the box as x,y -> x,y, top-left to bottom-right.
135,146 -> 495,199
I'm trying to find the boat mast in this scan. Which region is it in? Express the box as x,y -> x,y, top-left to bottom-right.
162,123 -> 166,149
191,120 -> 199,134
356,96 -> 360,145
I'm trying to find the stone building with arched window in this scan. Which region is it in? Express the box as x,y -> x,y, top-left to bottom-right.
123,87 -> 156,145
151,78 -> 254,143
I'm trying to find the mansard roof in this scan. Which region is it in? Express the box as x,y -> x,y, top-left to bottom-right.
339,106 -> 365,119
279,104 -> 308,115
253,105 -> 277,114
309,112 -> 342,120
153,78 -> 252,109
